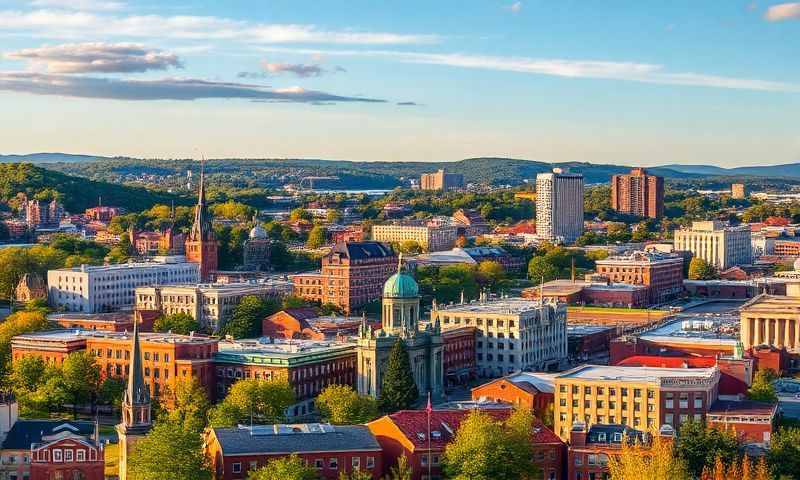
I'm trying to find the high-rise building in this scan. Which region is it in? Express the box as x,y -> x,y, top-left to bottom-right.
731,183 -> 747,199
536,168 -> 584,244
420,169 -> 464,191
610,168 -> 664,218
24,198 -> 64,229
185,161 -> 218,281
674,221 -> 752,270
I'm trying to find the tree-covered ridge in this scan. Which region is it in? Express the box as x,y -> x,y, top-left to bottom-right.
0,163 -> 186,213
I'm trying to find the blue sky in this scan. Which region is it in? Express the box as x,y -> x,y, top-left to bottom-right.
0,0 -> 798,166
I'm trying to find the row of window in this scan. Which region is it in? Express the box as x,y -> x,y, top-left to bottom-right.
230,456 -> 375,474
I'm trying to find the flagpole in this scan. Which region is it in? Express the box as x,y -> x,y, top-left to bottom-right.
427,391 -> 432,480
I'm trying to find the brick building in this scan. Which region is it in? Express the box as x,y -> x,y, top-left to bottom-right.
48,312 -> 141,332
205,424 -> 383,480
184,161 -> 219,281
594,251 -> 684,305
213,338 -> 357,417
84,205 -> 120,222
367,409 -> 564,480
291,241 -> 397,313
470,372 -> 555,414
441,326 -> 477,386
451,209 -> 489,237
707,400 -> 777,446
262,308 -> 375,341
610,168 -> 664,218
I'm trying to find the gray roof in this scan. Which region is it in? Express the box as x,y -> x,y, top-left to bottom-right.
1,420 -> 95,450
213,424 -> 381,455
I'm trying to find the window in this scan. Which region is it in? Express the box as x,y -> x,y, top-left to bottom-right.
352,457 -> 360,469
609,401 -> 616,410
679,393 -> 689,409
559,385 -> 566,393
575,455 -> 583,466
634,389 -> 642,398
76,450 -> 85,462
329,458 -> 338,469
53,450 -> 62,462
621,388 -> 628,397
232,463 -> 242,473
585,386 -> 591,394
250,461 -> 258,470
694,396 -> 703,409
588,454 -> 597,466
366,457 -> 375,469
421,455 -> 428,466
609,387 -> 616,396
314,459 -> 324,469
665,413 -> 674,425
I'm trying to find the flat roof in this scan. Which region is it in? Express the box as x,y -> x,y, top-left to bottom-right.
141,280 -> 292,292
216,338 -> 356,363
51,257 -> 195,272
557,364 -> 718,382
434,297 -> 556,315
12,328 -> 215,345
567,324 -> 614,336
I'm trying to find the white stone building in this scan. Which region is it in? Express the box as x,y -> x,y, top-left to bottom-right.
674,221 -> 752,270
535,168 -> 584,244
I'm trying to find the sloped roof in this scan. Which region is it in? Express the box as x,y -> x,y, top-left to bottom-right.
1,420 -> 94,450
212,424 -> 381,455
331,241 -> 395,260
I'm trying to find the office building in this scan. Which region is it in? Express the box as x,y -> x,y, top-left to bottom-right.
371,224 -> 458,252
214,338 -> 357,417
291,241 -> 397,313
731,183 -> 747,199
47,257 -> 200,313
610,168 -> 664,218
535,168 -> 584,244
553,364 -> 720,440
135,280 -> 292,330
674,221 -> 752,270
420,169 -> 464,191
594,251 -> 684,305
431,296 -> 568,376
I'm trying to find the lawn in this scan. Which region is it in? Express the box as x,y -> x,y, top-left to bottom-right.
104,442 -> 119,478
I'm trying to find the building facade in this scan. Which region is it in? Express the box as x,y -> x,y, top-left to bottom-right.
184,162 -> 219,281
431,296 -> 568,377
15,273 -> 47,304
731,183 -> 747,199
24,198 -> 64,229
740,293 -> 800,353
242,222 -> 271,271
371,224 -> 458,252
610,168 -> 664,218
553,364 -> 720,440
419,169 -> 464,191
47,258 -> 200,313
594,251 -> 684,305
535,168 -> 584,244
205,424 -> 383,480
674,221 -> 752,270
291,241 -> 397,313
135,280 -> 292,331
355,268 -> 444,401
213,338 -> 357,417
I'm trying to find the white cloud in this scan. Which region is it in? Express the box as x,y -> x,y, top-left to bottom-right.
508,2 -> 523,13
258,47 -> 800,93
238,60 -> 346,79
5,42 -> 182,73
0,72 -> 386,103
765,2 -> 800,21
29,0 -> 125,11
0,9 -> 440,45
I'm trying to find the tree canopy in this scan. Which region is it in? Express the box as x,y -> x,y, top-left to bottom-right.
209,378 -> 295,427
220,296 -> 280,339
153,312 -> 200,335
379,339 -> 418,413
316,385 -> 379,425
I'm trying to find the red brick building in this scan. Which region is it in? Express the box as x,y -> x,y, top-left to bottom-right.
707,400 -> 777,446
471,372 -> 555,413
615,355 -> 754,397
610,168 -> 664,219
84,205 -> 120,222
205,424 -> 383,480
594,251 -> 683,305
262,308 -> 376,341
48,312 -> 151,333
441,326 -> 476,386
291,241 -> 397,313
367,409 -> 564,480
185,162 -> 218,281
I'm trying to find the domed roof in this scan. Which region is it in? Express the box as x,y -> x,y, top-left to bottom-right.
249,223 -> 268,239
383,272 -> 419,298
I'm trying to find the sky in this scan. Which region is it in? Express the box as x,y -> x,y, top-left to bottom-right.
0,0 -> 798,166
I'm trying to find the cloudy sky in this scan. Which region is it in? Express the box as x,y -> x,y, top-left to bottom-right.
0,0 -> 798,166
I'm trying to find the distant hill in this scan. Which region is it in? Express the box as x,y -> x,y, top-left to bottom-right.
0,163 -> 186,213
0,153 -> 111,164
658,162 -> 800,178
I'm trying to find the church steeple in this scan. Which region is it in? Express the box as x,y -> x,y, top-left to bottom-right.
189,159 -> 213,242
185,158 -> 218,280
120,317 -> 151,432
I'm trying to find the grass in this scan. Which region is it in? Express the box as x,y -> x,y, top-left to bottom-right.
104,442 -> 119,478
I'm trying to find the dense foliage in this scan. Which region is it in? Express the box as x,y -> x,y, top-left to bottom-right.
379,339 -> 419,413
316,385 -> 379,425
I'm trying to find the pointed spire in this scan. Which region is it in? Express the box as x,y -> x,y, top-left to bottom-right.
397,252 -> 403,273
125,316 -> 149,407
189,157 -> 213,242
197,156 -> 206,207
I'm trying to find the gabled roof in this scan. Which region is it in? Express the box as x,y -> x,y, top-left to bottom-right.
1,420 -> 94,450
331,241 -> 395,260
212,424 -> 381,455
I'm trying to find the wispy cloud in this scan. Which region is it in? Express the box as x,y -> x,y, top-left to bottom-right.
0,72 -> 385,103
29,0 -> 125,12
765,2 -> 800,21
5,42 -> 182,73
238,60 -> 346,79
0,9 -> 440,45
258,47 -> 800,93
396,101 -> 420,106
507,1 -> 523,13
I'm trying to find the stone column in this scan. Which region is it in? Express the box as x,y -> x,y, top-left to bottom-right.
776,319 -> 784,348
785,319 -> 793,350
795,318 -> 800,351
754,318 -> 761,346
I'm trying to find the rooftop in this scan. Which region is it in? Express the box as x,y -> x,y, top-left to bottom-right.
557,364 -> 719,383
506,371 -> 557,394
741,294 -> 800,313
567,324 -> 615,336
142,280 -> 292,292
615,355 -> 717,368
330,241 -> 395,260
434,297 -> 557,315
51,256 -> 194,272
212,424 -> 381,455
48,312 -> 134,324
595,250 -> 682,265
708,400 -> 778,417
1,420 -> 95,450
12,328 -> 216,345
215,337 -> 355,365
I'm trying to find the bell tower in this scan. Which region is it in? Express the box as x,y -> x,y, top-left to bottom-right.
185,159 -> 218,280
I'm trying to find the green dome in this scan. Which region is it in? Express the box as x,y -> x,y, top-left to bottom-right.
383,272 -> 419,298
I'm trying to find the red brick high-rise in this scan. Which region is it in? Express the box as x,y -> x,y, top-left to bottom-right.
185,161 -> 218,280
610,168 -> 664,218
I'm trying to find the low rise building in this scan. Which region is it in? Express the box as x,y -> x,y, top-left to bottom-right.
451,209 -> 489,237
48,312 -> 139,332
371,224 -> 458,252
740,293 -> 800,354
471,371 -> 555,414
213,338 -> 357,417
707,400 -> 777,446
205,424 -> 383,480
431,296 -> 568,376
263,308 -> 372,341
135,280 -> 292,331
47,257 -> 200,313
674,220 -> 752,270
594,251 -> 684,305
553,364 -> 720,440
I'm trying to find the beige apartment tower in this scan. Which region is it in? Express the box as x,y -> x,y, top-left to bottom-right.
536,168 -> 584,244
420,169 -> 464,191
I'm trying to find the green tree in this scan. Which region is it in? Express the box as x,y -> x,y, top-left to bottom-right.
8,355 -> 51,416
248,454 -> 319,480
0,310 -> 50,387
282,295 -> 309,309
688,257 -> 719,280
163,378 -> 210,434
676,420 -> 740,478
306,225 -> 328,249
153,312 -> 200,335
221,296 -> 279,338
386,455 -> 412,480
379,339 -> 419,413
98,377 -> 126,410
61,351 -> 101,418
209,378 -> 295,427
289,208 -> 312,222
211,200 -> 255,221
767,427 -> 799,480
747,368 -> 778,402
338,470 -> 372,480
476,260 -> 506,290
316,385 -> 379,425
396,240 -> 422,255
443,408 -> 540,480
128,420 -> 211,480
527,256 -> 559,282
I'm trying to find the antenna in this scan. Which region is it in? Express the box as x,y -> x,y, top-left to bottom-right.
397,252 -> 403,273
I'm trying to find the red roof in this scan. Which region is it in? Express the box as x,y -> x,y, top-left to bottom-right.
616,355 -> 716,368
381,409 -> 562,450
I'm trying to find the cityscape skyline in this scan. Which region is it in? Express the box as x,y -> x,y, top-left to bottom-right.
1,1 -> 799,165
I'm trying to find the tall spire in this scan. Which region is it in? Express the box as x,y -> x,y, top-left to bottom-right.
197,157 -> 206,207
189,157 -> 213,241
125,316 -> 149,407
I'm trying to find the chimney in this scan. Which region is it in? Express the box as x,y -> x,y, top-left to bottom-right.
570,421 -> 588,447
